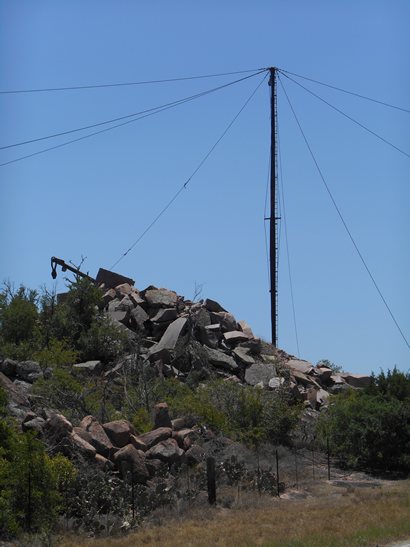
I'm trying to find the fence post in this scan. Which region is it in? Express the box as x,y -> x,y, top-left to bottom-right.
131,473 -> 135,520
312,448 -> 315,480
275,449 -> 280,497
294,446 -> 299,490
207,457 -> 216,505
327,437 -> 331,481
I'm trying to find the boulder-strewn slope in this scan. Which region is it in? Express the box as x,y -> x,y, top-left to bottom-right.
0,280 -> 371,484
101,282 -> 371,402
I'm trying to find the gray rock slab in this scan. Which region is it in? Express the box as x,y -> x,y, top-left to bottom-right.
107,309 -> 129,325
286,359 -> 314,375
115,283 -> 133,296
0,371 -> 30,408
130,305 -> 149,329
314,366 -> 333,382
145,438 -> 184,464
148,317 -> 188,358
13,379 -> 33,392
102,288 -> 116,306
233,347 -> 255,366
342,373 -> 371,388
136,427 -> 172,449
151,308 -> 178,323
108,298 -> 121,312
223,330 -> 250,345
245,363 -> 277,387
291,369 -> 321,388
316,388 -> 330,404
198,323 -> 221,349
22,417 -> 46,433
129,290 -> 144,306
73,360 -> 102,374
210,311 -> 238,332
193,307 -> 212,328
203,346 -> 238,372
330,374 -> 344,384
117,295 -> 135,311
238,320 -> 254,338
268,377 -> 285,389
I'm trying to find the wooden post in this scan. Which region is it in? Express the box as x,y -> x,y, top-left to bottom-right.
275,449 -> 280,497
294,446 -> 299,490
312,448 -> 315,480
207,457 -> 216,505
131,474 -> 135,520
327,437 -> 331,481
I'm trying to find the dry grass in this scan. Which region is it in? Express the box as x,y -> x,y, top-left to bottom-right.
59,480 -> 410,547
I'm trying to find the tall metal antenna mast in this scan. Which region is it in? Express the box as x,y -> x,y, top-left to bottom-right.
269,67 -> 278,346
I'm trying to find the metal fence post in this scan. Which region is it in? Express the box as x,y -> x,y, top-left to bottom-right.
207,457 -> 216,505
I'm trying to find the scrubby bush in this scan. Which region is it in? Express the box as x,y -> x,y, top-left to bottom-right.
0,284 -> 41,360
123,377 -> 300,447
0,394 -> 75,538
318,367 -> 410,475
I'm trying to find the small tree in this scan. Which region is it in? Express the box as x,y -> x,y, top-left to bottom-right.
0,283 -> 40,360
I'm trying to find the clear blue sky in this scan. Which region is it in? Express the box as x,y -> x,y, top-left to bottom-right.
1,1 -> 409,375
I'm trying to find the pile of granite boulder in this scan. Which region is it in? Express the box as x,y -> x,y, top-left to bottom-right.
101,282 -> 371,409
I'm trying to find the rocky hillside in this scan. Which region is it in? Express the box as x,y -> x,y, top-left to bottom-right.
0,278 -> 372,483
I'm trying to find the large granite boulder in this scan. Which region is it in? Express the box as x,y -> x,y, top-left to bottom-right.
144,288 -> 178,308
134,427 -> 172,449
342,374 -> 372,388
113,444 -> 150,483
22,417 -> 46,434
103,420 -> 135,448
145,438 -> 184,464
70,432 -> 97,458
45,413 -> 73,441
0,371 -> 30,411
286,359 -> 313,375
79,415 -> 114,458
0,358 -> 17,378
202,346 -> 238,372
153,402 -> 172,429
245,363 -> 278,387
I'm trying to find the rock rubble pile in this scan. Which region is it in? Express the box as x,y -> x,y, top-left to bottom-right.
101,282 -> 372,406
0,279 -> 373,483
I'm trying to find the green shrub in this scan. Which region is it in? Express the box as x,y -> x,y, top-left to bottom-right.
318,369 -> 410,474
131,407 -> 153,434
365,367 -> 410,401
129,378 -> 300,447
33,368 -> 86,422
78,316 -> 129,363
0,425 -> 75,538
0,284 -> 41,360
34,338 -> 78,368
